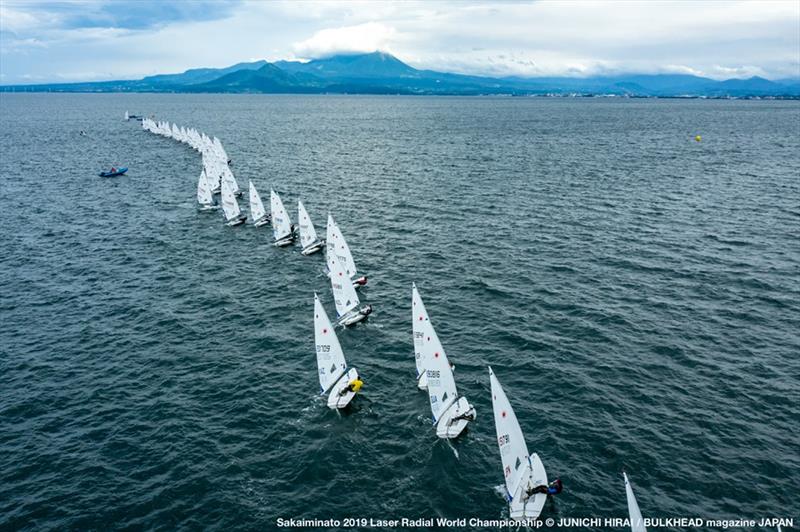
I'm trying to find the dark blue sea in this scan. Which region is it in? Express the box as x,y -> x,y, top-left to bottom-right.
1,94 -> 798,531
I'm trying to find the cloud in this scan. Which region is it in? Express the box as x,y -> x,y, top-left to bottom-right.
292,22 -> 397,59
0,1 -> 798,83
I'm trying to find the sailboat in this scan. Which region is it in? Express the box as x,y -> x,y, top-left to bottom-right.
415,284 -> 475,438
314,293 -> 361,409
490,367 -> 549,520
326,215 -> 368,287
124,110 -> 129,121
270,190 -> 295,247
197,170 -> 219,211
248,181 -> 270,227
221,165 -> 242,198
329,251 -> 372,326
221,177 -> 246,226
298,201 -> 325,255
624,473 -> 647,532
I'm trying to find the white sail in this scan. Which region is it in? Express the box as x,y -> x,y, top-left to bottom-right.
314,294 -> 348,393
222,165 -> 240,194
270,189 -> 293,241
326,215 -> 358,278
124,110 -> 129,121
490,367 -> 533,504
624,473 -> 647,532
412,282 -> 432,389
298,201 -> 319,249
197,170 -> 213,206
249,181 -> 267,222
419,295 -> 458,423
221,178 -> 241,221
329,251 -> 360,318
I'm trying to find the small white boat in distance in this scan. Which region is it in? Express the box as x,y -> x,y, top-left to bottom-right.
298,200 -> 325,255
197,170 -> 219,211
315,293 -> 361,409
490,367 -> 548,520
221,178 -> 246,226
329,251 -> 372,326
270,190 -> 295,247
624,473 -> 647,532
248,181 -> 270,227
124,110 -> 129,121
417,286 -> 474,438
326,214 -> 367,288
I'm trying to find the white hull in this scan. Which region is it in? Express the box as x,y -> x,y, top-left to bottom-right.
199,204 -> 220,211
274,235 -> 295,247
301,240 -> 325,255
435,396 -> 475,439
226,216 -> 246,227
508,454 -> 548,520
339,307 -> 371,327
253,216 -> 271,227
326,368 -> 360,409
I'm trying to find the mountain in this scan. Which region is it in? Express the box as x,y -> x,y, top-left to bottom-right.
2,52 -> 799,97
141,60 -> 268,86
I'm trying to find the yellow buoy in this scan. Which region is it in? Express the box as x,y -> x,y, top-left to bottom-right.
695,135 -> 702,142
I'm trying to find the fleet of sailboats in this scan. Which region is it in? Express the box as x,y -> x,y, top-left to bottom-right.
136,113 -> 683,525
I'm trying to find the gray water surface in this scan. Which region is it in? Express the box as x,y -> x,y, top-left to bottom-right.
1,94 -> 798,530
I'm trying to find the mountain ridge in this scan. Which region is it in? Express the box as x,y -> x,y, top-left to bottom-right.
3,52 -> 798,97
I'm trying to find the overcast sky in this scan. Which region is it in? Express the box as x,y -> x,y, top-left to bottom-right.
1,0 -> 798,84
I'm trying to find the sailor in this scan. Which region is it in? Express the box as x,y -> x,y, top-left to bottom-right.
449,409 -> 475,424
339,377 -> 363,395
359,304 -> 373,317
526,478 -> 563,497
353,275 -> 368,287
110,167 -> 116,173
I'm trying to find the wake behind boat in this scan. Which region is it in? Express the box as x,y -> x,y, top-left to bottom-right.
490,367 -> 549,520
298,200 -> 325,255
314,293 -> 362,409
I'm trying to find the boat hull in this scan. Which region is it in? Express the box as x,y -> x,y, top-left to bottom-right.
226,216 -> 247,227
435,396 -> 475,439
99,167 -> 128,177
301,241 -> 325,255
508,453 -> 548,520
274,236 -> 295,247
253,217 -> 271,228
327,368 -> 360,409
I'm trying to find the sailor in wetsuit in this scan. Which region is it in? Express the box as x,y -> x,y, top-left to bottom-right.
526,478 -> 563,498
339,377 -> 364,396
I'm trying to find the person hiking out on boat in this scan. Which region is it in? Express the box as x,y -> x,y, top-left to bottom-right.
359,305 -> 373,317
110,167 -> 116,173
340,377 -> 363,395
449,409 -> 475,424
526,478 -> 563,497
